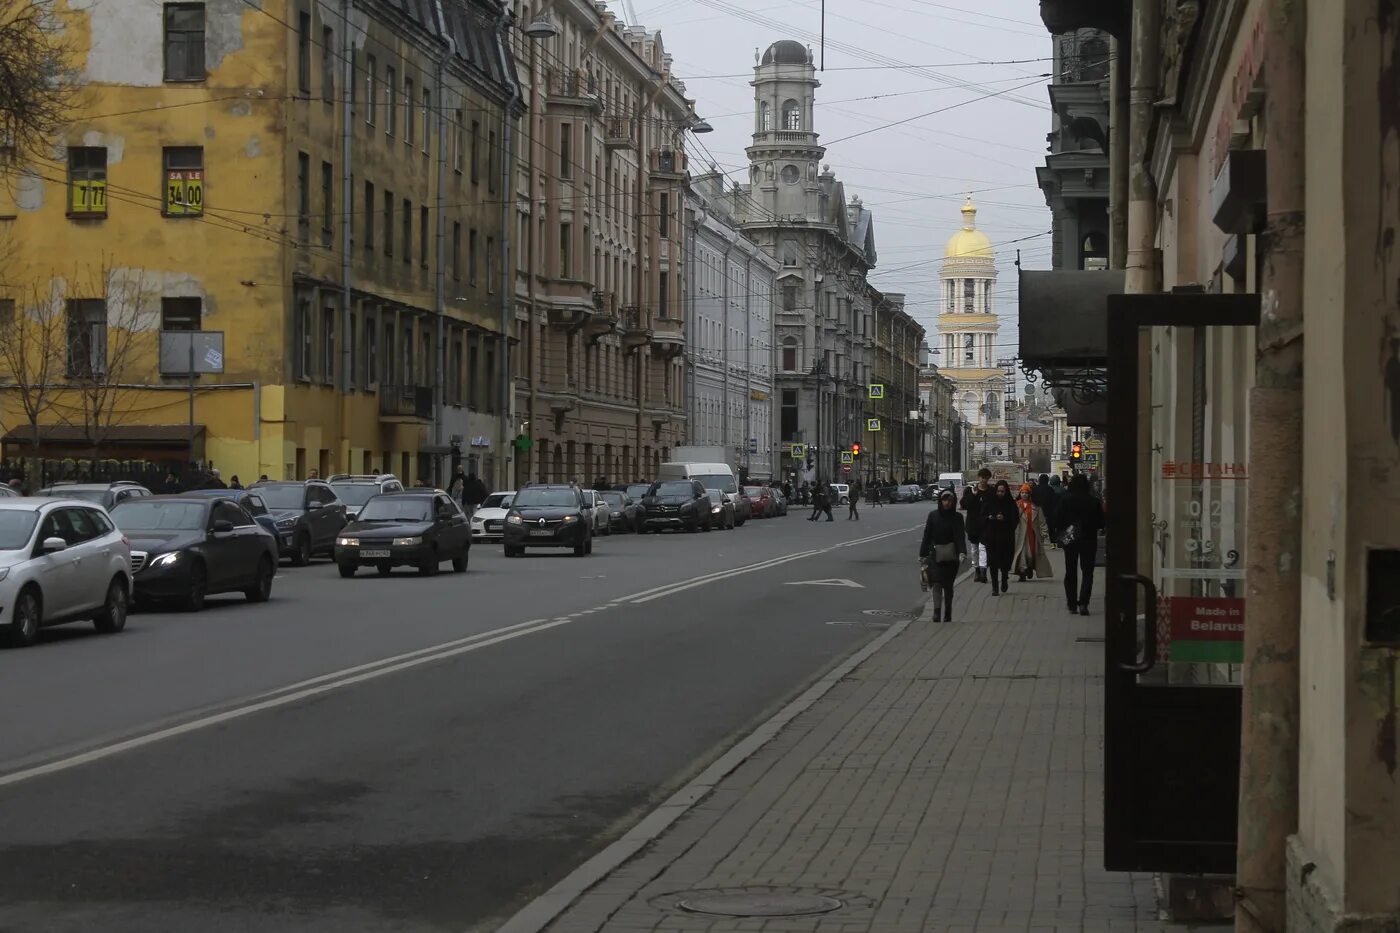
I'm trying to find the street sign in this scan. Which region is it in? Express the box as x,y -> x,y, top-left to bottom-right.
868,383 -> 885,399
840,451 -> 853,464
842,465 -> 852,474
790,443 -> 806,459
867,418 -> 882,432
748,437 -> 758,453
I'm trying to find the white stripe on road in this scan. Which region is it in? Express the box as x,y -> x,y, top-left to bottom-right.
627,550 -> 824,604
613,550 -> 822,602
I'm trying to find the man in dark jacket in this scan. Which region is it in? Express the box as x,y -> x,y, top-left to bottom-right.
960,468 -> 993,582
1032,473 -> 1060,542
1056,473 -> 1105,615
462,472 -> 489,516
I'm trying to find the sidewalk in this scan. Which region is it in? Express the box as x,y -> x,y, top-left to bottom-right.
511,571 -> 1187,933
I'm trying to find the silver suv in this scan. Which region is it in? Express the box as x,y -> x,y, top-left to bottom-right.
328,474 -> 405,519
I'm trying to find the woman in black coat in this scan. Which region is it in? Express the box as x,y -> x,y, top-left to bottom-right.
979,480 -> 1021,595
1056,473 -> 1105,614
919,490 -> 967,622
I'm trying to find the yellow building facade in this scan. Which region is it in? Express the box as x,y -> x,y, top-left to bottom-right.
0,0 -> 517,487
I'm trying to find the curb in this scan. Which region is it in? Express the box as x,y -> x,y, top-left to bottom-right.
494,586 -> 955,933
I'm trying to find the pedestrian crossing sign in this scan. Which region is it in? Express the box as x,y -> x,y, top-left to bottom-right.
790,443 -> 806,459
867,418 -> 882,432
868,383 -> 885,399
840,451 -> 854,464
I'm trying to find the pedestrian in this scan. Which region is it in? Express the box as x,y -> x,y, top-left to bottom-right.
202,468 -> 227,489
1013,482 -> 1053,581
848,479 -> 862,520
8,477 -> 23,494
163,470 -> 181,493
1056,473 -> 1105,615
960,468 -> 993,582
980,480 -> 1019,595
257,473 -> 269,483
782,480 -> 793,500
822,483 -> 835,521
307,468 -> 320,480
1045,473 -> 1064,543
808,483 -> 825,520
919,489 -> 967,623
447,465 -> 466,503
463,471 -> 489,517
229,475 -> 243,490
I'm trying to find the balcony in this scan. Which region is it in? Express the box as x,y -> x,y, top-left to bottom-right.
619,306 -> 652,351
379,384 -> 433,422
545,278 -> 597,331
544,67 -> 602,113
604,114 -> 638,150
649,147 -> 687,180
652,314 -> 685,359
750,131 -> 813,146
585,290 -> 619,342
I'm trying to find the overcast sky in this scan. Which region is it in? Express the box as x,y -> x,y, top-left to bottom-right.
635,0 -> 1052,363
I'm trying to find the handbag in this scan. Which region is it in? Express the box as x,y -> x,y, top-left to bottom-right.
1059,521 -> 1080,548
933,542 -> 958,563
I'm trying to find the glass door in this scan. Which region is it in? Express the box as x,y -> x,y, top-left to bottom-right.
1103,292 -> 1259,874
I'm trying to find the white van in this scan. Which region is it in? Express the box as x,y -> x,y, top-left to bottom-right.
937,472 -> 964,496
658,462 -> 738,497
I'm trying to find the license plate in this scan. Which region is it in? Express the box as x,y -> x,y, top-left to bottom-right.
360,549 -> 391,558
529,529 -> 554,537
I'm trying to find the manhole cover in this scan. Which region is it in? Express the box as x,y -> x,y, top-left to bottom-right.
677,892 -> 843,917
861,608 -> 909,618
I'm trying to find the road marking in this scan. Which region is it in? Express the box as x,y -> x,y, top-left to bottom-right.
615,550 -> 822,602
785,578 -> 865,588
630,550 -> 821,604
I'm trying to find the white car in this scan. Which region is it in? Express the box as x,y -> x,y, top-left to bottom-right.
830,482 -> 851,505
470,491 -> 515,540
0,498 -> 133,648
583,489 -> 613,536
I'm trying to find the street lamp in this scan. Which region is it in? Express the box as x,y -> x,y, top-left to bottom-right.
522,18 -> 559,38
689,117 -> 714,134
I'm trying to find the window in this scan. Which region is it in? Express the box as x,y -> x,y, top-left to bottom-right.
559,122 -> 572,179
470,120 -> 480,183
296,299 -> 312,378
658,272 -> 668,318
366,54 -> 377,125
296,151 -> 310,240
163,3 -> 205,81
382,189 -> 392,256
781,238 -> 798,266
759,100 -> 771,132
349,48 -> 356,116
419,206 -> 429,269
963,333 -> 975,363
363,181 -> 374,252
422,89 -> 431,154
296,11 -> 311,94
454,111 -> 464,173
214,500 -> 252,528
364,311 -> 377,384
486,237 -> 495,293
782,99 -> 800,131
401,198 -> 410,264
322,305 -> 335,384
162,146 -> 204,216
781,389 -> 798,441
385,66 -> 396,136
452,222 -> 461,280
321,26 -> 334,101
161,297 -> 201,330
320,160 -> 333,240
483,341 -> 496,412
65,299 -> 106,377
449,334 -> 463,404
467,335 -> 479,408
468,229 -> 478,286
67,147 -> 107,217
782,285 -> 796,313
404,77 -> 414,146
781,339 -> 796,372
0,299 -> 14,329
488,129 -> 497,192
347,306 -> 356,389
558,223 -> 571,277
383,318 -> 395,383
659,192 -> 669,238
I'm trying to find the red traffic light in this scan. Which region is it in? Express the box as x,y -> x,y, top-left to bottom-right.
851,443 -> 862,456
1070,441 -> 1083,460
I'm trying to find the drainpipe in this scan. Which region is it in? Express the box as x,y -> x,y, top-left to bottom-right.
743,252 -> 751,479
688,204 -> 704,444
433,0 -> 454,486
721,240 -> 733,466
1235,1 -> 1305,928
1108,36 -> 1130,270
1124,0 -> 1160,294
494,8 -> 523,491
340,0 -> 354,458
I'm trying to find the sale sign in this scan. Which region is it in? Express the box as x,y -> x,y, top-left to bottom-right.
1168,596 -> 1245,663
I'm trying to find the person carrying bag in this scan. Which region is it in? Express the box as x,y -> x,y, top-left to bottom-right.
919,490 -> 967,623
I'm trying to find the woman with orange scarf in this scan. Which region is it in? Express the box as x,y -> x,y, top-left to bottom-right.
1013,482 -> 1054,581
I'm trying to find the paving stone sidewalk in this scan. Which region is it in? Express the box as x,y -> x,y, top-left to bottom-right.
534,572 -> 1189,932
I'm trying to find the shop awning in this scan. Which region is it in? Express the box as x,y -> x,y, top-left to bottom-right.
2,424 -> 204,449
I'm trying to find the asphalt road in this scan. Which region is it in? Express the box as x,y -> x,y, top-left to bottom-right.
0,502 -> 931,932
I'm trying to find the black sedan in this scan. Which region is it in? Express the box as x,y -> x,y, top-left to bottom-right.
599,489 -> 642,533
639,480 -> 713,533
502,484 -> 593,557
110,496 -> 278,611
705,489 -> 736,530
333,491 -> 470,576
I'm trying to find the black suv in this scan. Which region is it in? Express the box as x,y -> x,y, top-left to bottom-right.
502,484 -> 593,557
640,479 -> 713,533
252,480 -> 348,565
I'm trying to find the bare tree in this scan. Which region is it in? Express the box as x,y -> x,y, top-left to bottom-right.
0,233 -> 68,488
0,0 -> 80,165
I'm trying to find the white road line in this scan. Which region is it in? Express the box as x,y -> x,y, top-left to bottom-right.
630,550 -> 822,604
614,549 -> 822,602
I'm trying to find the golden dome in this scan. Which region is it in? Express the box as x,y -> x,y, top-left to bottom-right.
944,197 -> 993,259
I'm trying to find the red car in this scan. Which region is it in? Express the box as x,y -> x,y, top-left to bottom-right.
744,485 -> 775,518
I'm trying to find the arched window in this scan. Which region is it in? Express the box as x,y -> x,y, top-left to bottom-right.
782,338 -> 797,372
759,101 -> 771,132
782,99 -> 801,131
963,333 -> 975,363
986,391 -> 999,422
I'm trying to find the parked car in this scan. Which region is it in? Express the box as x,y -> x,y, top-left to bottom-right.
181,487 -> 278,537
599,490 -> 641,533
744,485 -> 776,519
37,481 -> 152,510
640,480 -> 713,533
334,491 -> 470,576
111,496 -> 277,610
829,483 -> 851,505
893,483 -> 924,503
770,488 -> 789,516
251,480 -> 348,565
329,474 -> 405,519
583,489 -> 613,535
470,491 -> 515,541
0,485 -> 20,498
705,489 -> 736,530
732,489 -> 752,526
502,484 -> 593,557
621,483 -> 653,503
0,498 -> 132,648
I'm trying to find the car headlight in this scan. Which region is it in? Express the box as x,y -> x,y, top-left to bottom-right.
276,517 -> 297,528
711,506 -> 722,514
561,515 -> 577,523
337,536 -> 359,547
506,514 -> 523,525
392,536 -> 422,546
149,551 -> 181,568
0,567 -> 10,583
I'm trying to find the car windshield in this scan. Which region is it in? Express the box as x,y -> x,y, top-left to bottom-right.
481,493 -> 514,510
513,488 -> 579,508
707,490 -> 723,503
601,492 -> 625,507
110,500 -> 206,531
625,484 -> 650,499
652,481 -> 694,497
693,474 -> 737,494
331,484 -> 381,506
256,485 -> 307,509
0,511 -> 39,549
743,486 -> 764,497
355,498 -> 432,522
42,487 -> 108,504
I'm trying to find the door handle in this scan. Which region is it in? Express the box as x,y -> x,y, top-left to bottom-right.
1118,573 -> 1158,674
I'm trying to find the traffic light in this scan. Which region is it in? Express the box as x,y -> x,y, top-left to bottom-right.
1070,441 -> 1083,461
851,443 -> 862,457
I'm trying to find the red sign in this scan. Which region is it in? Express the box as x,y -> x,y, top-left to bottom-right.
1161,460 -> 1248,479
1167,597 -> 1245,663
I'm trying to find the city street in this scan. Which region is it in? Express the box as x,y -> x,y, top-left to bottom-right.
0,505 -> 926,933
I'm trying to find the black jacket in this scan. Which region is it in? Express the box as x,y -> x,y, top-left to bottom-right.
960,483 -> 990,537
1056,491 -> 1104,541
920,508 -> 967,560
979,494 -> 1021,545
463,476 -> 489,505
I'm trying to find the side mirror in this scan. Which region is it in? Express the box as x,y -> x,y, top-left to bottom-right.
41,536 -> 67,553
211,519 -> 235,534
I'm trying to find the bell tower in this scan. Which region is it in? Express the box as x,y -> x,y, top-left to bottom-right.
747,40 -> 824,220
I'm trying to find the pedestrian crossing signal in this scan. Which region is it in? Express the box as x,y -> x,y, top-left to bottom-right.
1071,441 -> 1083,461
